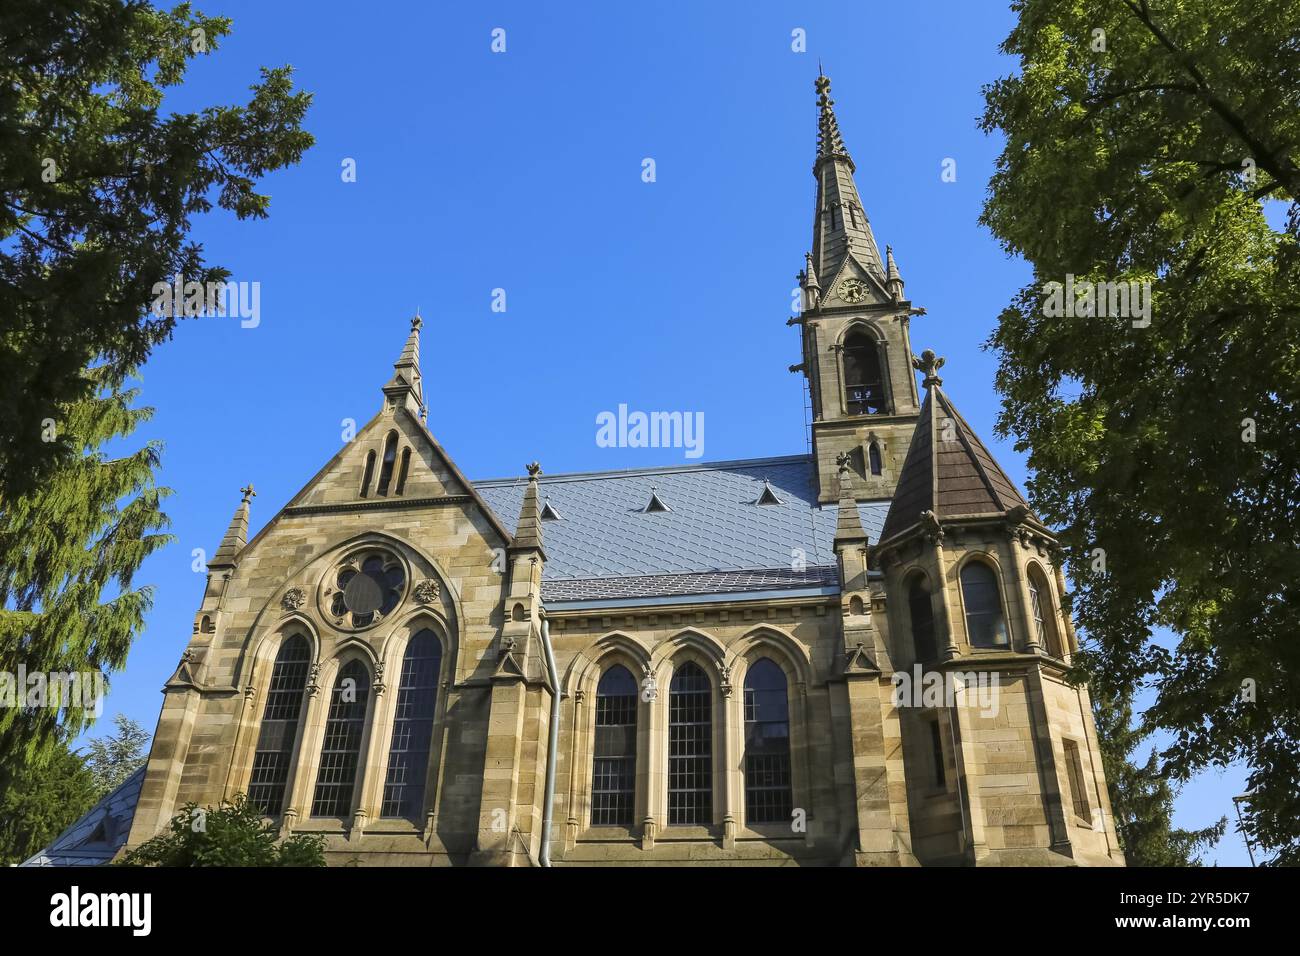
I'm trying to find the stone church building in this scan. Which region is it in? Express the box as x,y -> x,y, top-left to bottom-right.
38,76 -> 1122,867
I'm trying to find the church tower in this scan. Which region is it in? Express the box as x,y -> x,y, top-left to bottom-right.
794,73 -> 923,503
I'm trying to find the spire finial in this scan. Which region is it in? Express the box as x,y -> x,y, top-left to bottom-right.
240,483 -> 256,504
911,349 -> 946,388
527,461 -> 542,478
411,310 -> 422,332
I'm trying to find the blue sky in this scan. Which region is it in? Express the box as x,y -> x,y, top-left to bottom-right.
87,0 -> 1250,863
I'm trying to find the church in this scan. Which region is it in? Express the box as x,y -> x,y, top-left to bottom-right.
34,75 -> 1123,867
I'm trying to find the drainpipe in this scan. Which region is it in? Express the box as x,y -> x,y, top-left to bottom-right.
539,614 -> 560,866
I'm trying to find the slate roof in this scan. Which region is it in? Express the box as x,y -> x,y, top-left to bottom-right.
21,766 -> 144,867
880,385 -> 1031,543
474,455 -> 889,603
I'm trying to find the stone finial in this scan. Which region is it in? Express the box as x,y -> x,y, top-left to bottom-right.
911,348 -> 945,388
815,73 -> 850,163
835,451 -> 853,478
512,461 -> 546,554
834,452 -> 868,544
210,483 -> 254,568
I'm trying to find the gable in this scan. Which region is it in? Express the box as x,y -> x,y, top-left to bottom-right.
239,406 -> 513,560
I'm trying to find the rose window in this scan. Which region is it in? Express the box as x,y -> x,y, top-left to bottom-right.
325,553 -> 406,629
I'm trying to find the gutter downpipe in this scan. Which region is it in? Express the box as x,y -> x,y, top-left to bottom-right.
539,614 -> 560,866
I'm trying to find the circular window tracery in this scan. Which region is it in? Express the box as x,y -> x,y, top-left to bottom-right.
321,551 -> 406,630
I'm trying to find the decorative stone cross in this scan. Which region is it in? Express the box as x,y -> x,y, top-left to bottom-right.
240,483 -> 256,504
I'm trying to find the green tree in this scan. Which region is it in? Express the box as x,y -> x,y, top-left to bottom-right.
119,794 -> 327,867
85,713 -> 151,798
0,365 -> 172,789
980,0 -> 1300,863
0,0 -> 313,498
0,733 -> 97,866
1093,687 -> 1226,865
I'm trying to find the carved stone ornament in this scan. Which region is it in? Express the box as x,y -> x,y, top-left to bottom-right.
413,578 -> 441,605
281,587 -> 306,612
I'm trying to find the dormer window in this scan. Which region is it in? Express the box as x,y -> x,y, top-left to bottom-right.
540,498 -> 562,521
756,480 -> 782,505
844,329 -> 886,415
643,489 -> 671,513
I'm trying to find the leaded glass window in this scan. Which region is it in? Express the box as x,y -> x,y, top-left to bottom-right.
960,561 -> 1008,648
311,659 -> 371,818
1028,568 -> 1061,657
327,552 -> 405,630
743,659 -> 792,824
667,661 -> 712,826
909,576 -> 938,663
381,629 -> 442,819
591,665 -> 637,827
247,635 -> 310,816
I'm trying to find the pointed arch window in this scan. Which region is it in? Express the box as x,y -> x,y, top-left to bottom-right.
743,659 -> 793,824
394,447 -> 412,496
312,659 -> 372,818
591,665 -> 637,827
667,661 -> 712,826
843,329 -> 887,415
908,575 -> 938,663
868,440 -> 883,476
960,561 -> 1009,648
247,635 -> 311,816
381,629 -> 442,819
360,450 -> 376,498
1027,567 -> 1062,658
376,432 -> 398,496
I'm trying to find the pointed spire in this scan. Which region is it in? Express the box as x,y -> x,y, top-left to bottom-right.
879,352 -> 1035,544
511,461 -> 546,553
885,245 -> 904,301
209,483 -> 255,568
810,73 -> 884,291
383,313 -> 424,412
833,453 -> 868,543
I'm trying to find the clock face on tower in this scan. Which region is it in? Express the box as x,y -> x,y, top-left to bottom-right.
838,277 -> 867,304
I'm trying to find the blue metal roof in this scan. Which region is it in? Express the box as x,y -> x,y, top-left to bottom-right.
475,455 -> 889,600
21,766 -> 144,867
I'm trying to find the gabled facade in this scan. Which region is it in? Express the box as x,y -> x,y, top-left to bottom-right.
39,75 -> 1121,868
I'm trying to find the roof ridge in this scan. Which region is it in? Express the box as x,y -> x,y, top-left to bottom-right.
546,564 -> 840,584
473,453 -> 813,486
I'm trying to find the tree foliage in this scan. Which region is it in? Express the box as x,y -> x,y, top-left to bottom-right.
0,731 -> 98,865
981,0 -> 1299,863
0,0 -> 313,498
119,794 -> 327,867
1092,688 -> 1226,865
85,713 -> 151,798
0,365 -> 172,783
